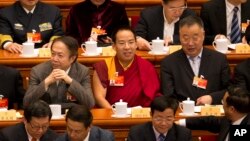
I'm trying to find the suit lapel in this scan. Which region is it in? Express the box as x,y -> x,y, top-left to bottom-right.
145,123 -> 158,141
218,118 -> 231,141
240,114 -> 250,125
165,126 -> 177,141
215,0 -> 227,34
241,1 -> 249,22
15,2 -> 30,32
198,48 -> 211,77
155,7 -> 164,39
17,123 -> 29,141
177,50 -> 195,78
30,2 -> 44,32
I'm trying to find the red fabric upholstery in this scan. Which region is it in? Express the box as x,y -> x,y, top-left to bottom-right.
129,16 -> 140,29
199,135 -> 218,141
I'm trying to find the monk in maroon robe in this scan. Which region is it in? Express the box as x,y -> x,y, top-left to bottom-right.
66,0 -> 129,44
92,26 -> 161,108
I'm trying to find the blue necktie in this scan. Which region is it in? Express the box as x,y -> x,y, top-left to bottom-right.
159,134 -> 165,141
231,7 -> 241,43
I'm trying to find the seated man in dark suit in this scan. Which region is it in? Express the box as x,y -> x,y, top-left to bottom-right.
177,86 -> 250,141
161,15 -> 231,105
135,0 -> 196,50
24,36 -> 94,109
127,95 -> 192,141
244,24 -> 250,44
230,57 -> 250,91
55,104 -> 115,141
0,65 -> 25,109
200,0 -> 250,44
0,0 -> 64,53
0,100 -> 58,141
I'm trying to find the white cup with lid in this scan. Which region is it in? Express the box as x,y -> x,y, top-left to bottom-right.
212,38 -> 230,54
22,42 -> 35,56
179,97 -> 195,115
151,37 -> 164,54
81,41 -> 98,55
112,99 -> 128,116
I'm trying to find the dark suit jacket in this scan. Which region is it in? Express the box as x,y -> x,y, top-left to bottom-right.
160,48 -> 231,104
135,5 -> 196,44
55,126 -> 115,141
24,61 -> 95,108
0,65 -> 25,109
0,1 -> 64,48
232,58 -> 250,91
127,122 -> 192,141
0,122 -> 58,141
200,0 -> 250,44
186,114 -> 250,141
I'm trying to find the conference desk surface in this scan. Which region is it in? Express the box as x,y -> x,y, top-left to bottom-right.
0,47 -> 249,67
0,108 -> 219,141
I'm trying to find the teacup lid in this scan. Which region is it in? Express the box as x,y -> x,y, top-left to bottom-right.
152,37 -> 164,42
183,97 -> 194,103
116,99 -> 127,105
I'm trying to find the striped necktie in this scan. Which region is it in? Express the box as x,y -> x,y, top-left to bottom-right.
158,134 -> 165,141
230,7 -> 241,43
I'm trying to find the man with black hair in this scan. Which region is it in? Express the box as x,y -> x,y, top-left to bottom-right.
0,100 -> 57,141
55,104 -> 114,141
127,95 -> 192,141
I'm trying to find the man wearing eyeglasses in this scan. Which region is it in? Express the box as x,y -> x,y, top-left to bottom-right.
0,100 -> 58,141
127,95 -> 191,141
161,16 -> 230,105
135,0 -> 196,50
55,104 -> 114,141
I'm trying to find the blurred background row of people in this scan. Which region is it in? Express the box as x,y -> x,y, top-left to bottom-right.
1,0 -> 250,53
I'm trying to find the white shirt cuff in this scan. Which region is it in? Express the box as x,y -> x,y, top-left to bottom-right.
3,41 -> 12,49
179,119 -> 186,127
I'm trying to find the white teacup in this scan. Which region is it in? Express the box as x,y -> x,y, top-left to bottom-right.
179,98 -> 195,115
22,42 -> 35,55
151,37 -> 164,54
212,38 -> 230,53
49,104 -> 61,117
112,99 -> 127,116
81,41 -> 98,55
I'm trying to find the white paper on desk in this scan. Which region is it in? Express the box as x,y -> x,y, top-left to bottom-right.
194,105 -> 224,114
127,106 -> 142,115
97,47 -> 102,54
34,49 -> 39,55
228,43 -> 246,50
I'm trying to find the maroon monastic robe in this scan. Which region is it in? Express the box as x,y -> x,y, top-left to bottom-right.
93,55 -> 161,107
66,0 -> 129,44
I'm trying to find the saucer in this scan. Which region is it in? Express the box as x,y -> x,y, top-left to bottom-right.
111,114 -> 130,118
81,52 -> 100,56
179,113 -> 198,116
19,54 -> 38,57
51,115 -> 65,119
148,51 -> 168,55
